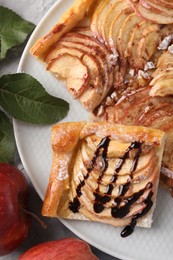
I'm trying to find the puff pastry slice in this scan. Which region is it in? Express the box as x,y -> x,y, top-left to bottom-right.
42,122 -> 165,237
30,0 -> 95,59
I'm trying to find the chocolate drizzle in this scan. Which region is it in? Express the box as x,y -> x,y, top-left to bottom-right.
69,137 -> 110,213
69,138 -> 154,238
121,188 -> 153,238
111,182 -> 153,219
94,137 -> 111,211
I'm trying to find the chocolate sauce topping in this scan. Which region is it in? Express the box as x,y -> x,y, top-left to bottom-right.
121,189 -> 153,238
69,138 -> 152,238
69,137 -> 110,213
111,182 -> 153,219
93,137 -> 111,211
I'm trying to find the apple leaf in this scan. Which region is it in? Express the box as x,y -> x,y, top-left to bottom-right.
0,6 -> 35,60
0,110 -> 15,163
0,73 -> 69,124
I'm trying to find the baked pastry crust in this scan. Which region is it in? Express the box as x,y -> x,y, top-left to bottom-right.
30,0 -> 96,59
42,122 -> 165,236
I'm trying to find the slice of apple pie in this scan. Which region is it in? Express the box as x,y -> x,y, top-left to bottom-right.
42,122 -> 165,237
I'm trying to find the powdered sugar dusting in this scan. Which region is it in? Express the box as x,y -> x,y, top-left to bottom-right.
138,70 -> 150,79
109,53 -> 119,65
56,156 -> 69,180
168,44 -> 173,54
158,35 -> 173,50
144,62 -> 155,71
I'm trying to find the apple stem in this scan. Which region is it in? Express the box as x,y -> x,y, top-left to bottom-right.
21,208 -> 47,229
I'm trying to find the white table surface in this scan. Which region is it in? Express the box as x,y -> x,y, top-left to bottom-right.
0,0 -> 119,259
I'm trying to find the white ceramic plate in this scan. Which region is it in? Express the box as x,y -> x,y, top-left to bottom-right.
13,1 -> 173,259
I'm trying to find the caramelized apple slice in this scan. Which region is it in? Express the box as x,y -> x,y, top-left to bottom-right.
108,6 -> 133,55
82,53 -> 103,93
137,27 -> 160,68
128,0 -> 173,24
143,0 -> 173,16
114,87 -> 173,125
126,21 -> 159,69
150,78 -> 173,96
79,88 -> 103,111
47,53 -> 89,98
117,13 -> 141,60
149,0 -> 173,8
45,46 -> 84,63
102,1 -> 130,46
90,0 -> 114,40
151,67 -> 173,84
157,51 -> 173,68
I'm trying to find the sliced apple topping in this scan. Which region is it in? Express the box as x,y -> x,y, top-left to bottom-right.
45,28 -> 117,111
90,0 -> 116,41
128,0 -> 173,24
126,21 -> 160,69
109,6 -> 134,55
148,0 -> 173,9
91,0 -> 133,54
149,51 -> 173,96
47,53 -> 89,98
157,51 -> 173,68
102,1 -> 131,47
112,87 -> 173,189
150,78 -> 173,97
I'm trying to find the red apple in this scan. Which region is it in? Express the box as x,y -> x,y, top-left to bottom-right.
0,163 -> 30,256
19,238 -> 98,260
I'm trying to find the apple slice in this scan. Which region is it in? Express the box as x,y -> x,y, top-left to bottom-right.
140,0 -> 167,14
138,103 -> 173,126
157,51 -> 173,68
128,0 -> 173,24
44,45 -> 85,63
143,0 -> 173,16
79,88 -> 103,111
47,53 -> 89,98
151,67 -> 173,82
108,6 -> 133,55
73,26 -> 93,37
114,86 -> 173,125
117,13 -> 141,60
150,78 -> 173,97
114,87 -> 152,125
82,53 -> 103,94
149,0 -> 173,9
137,27 -> 160,68
102,1 -> 130,46
126,21 -> 158,69
90,0 -> 114,40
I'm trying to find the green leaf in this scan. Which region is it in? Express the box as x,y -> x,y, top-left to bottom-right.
0,110 -> 15,163
0,73 -> 69,124
0,6 -> 35,60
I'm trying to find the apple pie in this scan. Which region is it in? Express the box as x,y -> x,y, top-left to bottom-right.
42,122 -> 165,237
30,0 -> 173,196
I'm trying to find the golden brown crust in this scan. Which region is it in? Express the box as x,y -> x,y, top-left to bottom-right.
80,122 -> 166,146
30,0 -> 95,59
42,122 -> 85,216
42,121 -> 165,230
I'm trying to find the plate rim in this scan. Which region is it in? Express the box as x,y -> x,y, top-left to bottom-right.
12,1 -> 171,260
